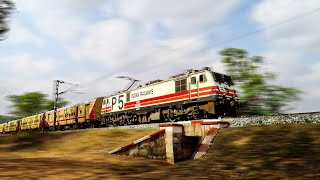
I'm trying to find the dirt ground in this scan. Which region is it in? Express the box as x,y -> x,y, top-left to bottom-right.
0,124 -> 319,179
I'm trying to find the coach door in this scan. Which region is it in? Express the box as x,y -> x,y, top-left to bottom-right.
85,103 -> 91,120
47,113 -> 51,126
189,76 -> 199,99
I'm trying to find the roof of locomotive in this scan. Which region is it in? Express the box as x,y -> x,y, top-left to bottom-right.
104,69 -> 212,98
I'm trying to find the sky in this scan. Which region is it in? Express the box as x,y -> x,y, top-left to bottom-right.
0,0 -> 319,115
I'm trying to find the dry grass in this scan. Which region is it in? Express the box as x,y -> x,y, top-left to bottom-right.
0,124 -> 319,179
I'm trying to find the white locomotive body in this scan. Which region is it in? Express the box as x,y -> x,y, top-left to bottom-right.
101,68 -> 239,125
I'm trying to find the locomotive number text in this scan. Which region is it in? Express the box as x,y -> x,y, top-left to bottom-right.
111,95 -> 124,110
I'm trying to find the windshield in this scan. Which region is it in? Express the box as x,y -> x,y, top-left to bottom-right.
212,72 -> 234,86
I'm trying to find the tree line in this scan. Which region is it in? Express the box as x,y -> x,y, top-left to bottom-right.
220,48 -> 300,115
0,92 -> 68,123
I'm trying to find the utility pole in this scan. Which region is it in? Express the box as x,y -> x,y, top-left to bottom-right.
53,80 -> 63,131
52,80 -> 79,131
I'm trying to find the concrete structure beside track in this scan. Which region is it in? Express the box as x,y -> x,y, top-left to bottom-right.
109,119 -> 230,164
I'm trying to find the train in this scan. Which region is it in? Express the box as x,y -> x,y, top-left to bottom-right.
0,67 -> 239,133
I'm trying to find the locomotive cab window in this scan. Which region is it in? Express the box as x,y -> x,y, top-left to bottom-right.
126,92 -> 130,102
191,77 -> 196,85
199,74 -> 207,83
175,78 -> 187,92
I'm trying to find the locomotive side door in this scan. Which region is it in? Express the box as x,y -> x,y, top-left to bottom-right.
189,75 -> 199,99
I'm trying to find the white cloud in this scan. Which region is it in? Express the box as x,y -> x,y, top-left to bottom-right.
34,14 -> 86,42
0,53 -> 69,115
6,22 -> 43,45
252,0 -> 320,112
73,26 -> 224,80
14,0 -> 102,42
1,54 -> 59,75
71,19 -> 141,68
252,0 -> 320,51
70,0 -> 239,76
0,53 -> 65,115
103,0 -> 239,36
7,0 -> 240,69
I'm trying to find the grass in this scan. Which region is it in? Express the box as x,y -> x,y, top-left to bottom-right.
166,124 -> 320,179
0,124 -> 319,179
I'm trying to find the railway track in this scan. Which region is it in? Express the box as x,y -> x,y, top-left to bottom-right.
49,111 -> 320,134
225,111 -> 320,127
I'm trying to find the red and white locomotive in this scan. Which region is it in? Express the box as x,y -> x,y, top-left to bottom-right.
101,68 -> 239,126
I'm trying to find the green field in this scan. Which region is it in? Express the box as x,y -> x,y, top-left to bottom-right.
0,124 -> 319,179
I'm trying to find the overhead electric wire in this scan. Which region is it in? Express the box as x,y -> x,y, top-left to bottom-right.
61,81 -> 79,86
212,7 -> 320,47
58,83 -> 80,95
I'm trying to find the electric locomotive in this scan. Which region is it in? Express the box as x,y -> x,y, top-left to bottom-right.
101,67 -> 239,126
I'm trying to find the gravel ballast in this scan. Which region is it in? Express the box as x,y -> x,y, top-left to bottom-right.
105,112 -> 320,129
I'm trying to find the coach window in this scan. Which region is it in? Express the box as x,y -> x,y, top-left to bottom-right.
191,77 -> 196,85
175,78 -> 187,92
199,74 -> 207,83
